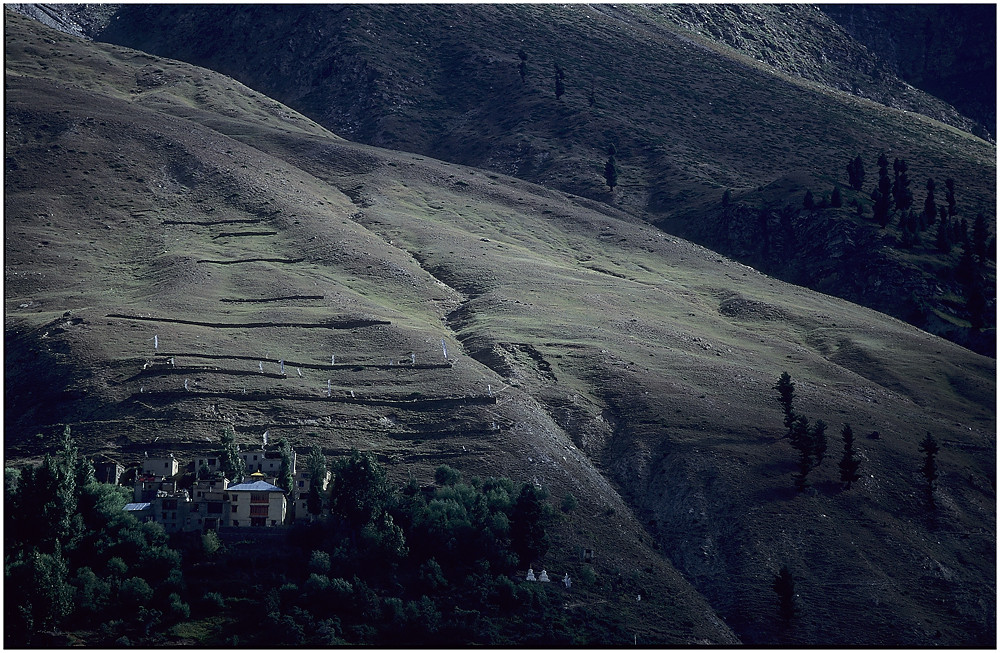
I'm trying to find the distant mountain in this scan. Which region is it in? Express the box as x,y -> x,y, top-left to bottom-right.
821,3 -> 996,140
5,8 -> 995,647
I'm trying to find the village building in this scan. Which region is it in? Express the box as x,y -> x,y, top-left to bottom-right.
188,476 -> 230,532
226,474 -> 287,528
123,501 -> 153,523
240,445 -> 296,476
94,457 -> 125,485
149,489 -> 191,534
142,453 -> 179,477
193,454 -> 224,478
134,474 -> 178,502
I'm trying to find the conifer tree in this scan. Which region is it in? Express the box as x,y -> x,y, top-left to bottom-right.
923,178 -> 937,226
831,186 -> 842,208
811,420 -> 827,466
517,49 -> 527,83
554,63 -> 565,99
972,212 -> 990,260
603,144 -> 618,191
803,190 -> 815,210
935,213 -> 952,253
846,155 -> 865,191
838,423 -> 862,489
872,153 -> 892,227
790,415 -> 813,491
772,565 -> 796,623
774,372 -> 796,432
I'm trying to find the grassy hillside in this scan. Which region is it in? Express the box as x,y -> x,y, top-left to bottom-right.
94,4 -> 996,353
4,10 -> 995,646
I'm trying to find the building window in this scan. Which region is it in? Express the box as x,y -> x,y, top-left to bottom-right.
232,520 -> 239,527
231,505 -> 238,513
298,480 -> 305,488
208,458 -> 216,466
271,520 -> 277,526
251,517 -> 266,527
250,505 -> 268,516
250,492 -> 269,503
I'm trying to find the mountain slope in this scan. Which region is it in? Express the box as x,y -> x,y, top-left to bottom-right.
4,10 -> 995,646
91,4 -> 996,354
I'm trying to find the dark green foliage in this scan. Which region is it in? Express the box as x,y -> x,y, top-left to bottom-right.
839,424 -> 862,489
811,420 -> 827,466
919,433 -> 939,508
846,155 -> 865,191
329,449 -> 392,531
276,438 -> 294,494
306,449 -> 327,516
831,186 -> 842,208
872,153 -> 892,227
554,63 -> 565,99
790,416 -> 813,491
510,484 -> 549,567
560,492 -> 578,512
899,210 -> 920,249
722,188 -> 731,206
220,426 -> 246,483
604,143 -> 618,190
972,212 -> 990,260
935,213 -> 952,253
892,157 -> 913,213
434,464 -> 462,486
772,565 -> 795,623
945,178 -> 957,217
923,178 -> 937,225
517,49 -> 527,82
774,371 -> 796,432
803,189 -> 814,210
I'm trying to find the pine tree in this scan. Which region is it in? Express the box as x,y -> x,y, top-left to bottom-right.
772,565 -> 796,623
918,433 -> 939,508
972,212 -> 990,260
923,178 -> 937,226
945,178 -> 957,217
872,153 -> 892,227
838,424 -> 862,489
554,63 -> 565,99
830,186 -> 842,208
935,213 -> 952,253
774,372 -> 796,432
790,415 -> 813,491
517,49 -> 527,83
603,143 -> 618,191
510,483 -> 549,567
846,155 -> 865,191
811,420 -> 827,466
803,190 -> 815,210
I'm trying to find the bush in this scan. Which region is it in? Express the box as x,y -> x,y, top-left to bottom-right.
560,493 -> 578,513
434,464 -> 461,486
308,550 -> 331,575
